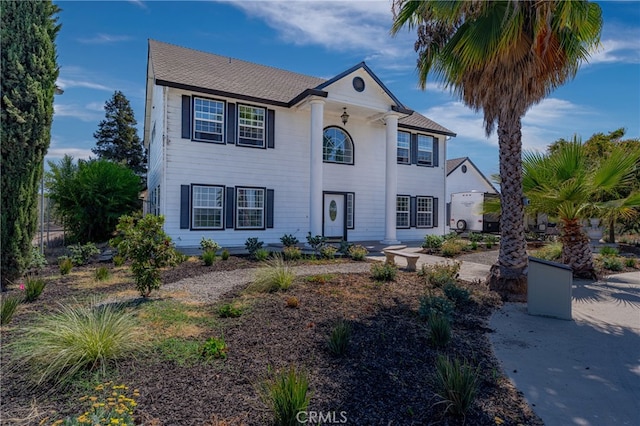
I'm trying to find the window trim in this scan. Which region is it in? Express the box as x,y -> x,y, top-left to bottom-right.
237,103 -> 266,148
323,126 -> 355,165
397,131 -> 410,165
191,184 -> 225,230
346,192 -> 355,230
396,194 -> 411,229
416,196 -> 434,228
416,134 -> 434,167
235,186 -> 266,230
192,96 -> 226,144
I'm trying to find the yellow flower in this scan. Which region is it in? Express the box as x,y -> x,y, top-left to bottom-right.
110,419 -> 120,424
89,396 -> 98,401
39,417 -> 49,426
495,417 -> 505,425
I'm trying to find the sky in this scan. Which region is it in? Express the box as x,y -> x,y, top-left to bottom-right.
49,0 -> 640,180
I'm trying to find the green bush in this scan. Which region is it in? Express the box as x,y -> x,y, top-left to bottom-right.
254,248 -> 270,261
328,319 -> 351,356
58,256 -> 73,275
11,300 -> 143,385
422,235 -> 444,252
280,234 -> 299,248
320,245 -> 337,259
444,283 -> 471,306
46,157 -> 141,243
110,214 -> 180,297
441,240 -> 464,257
67,242 -> 100,266
1,295 -> 21,325
625,258 -> 637,268
218,303 -> 243,318
202,250 -> 216,266
419,262 -> 460,288
434,355 -> 479,416
245,237 -> 264,258
248,255 -> 295,293
28,246 -> 47,271
200,336 -> 227,360
338,240 -> 353,255
200,237 -> 220,253
283,246 -> 302,261
371,262 -> 397,282
306,232 -> 326,255
531,242 -> 562,261
221,249 -> 230,261
261,366 -> 310,426
483,234 -> 498,248
419,294 -> 455,321
428,313 -> 451,348
468,232 -> 483,243
112,254 -> 125,267
602,256 -> 624,271
348,244 -> 368,261
599,246 -> 619,257
470,241 -> 478,250
23,277 -> 46,302
94,266 -> 110,281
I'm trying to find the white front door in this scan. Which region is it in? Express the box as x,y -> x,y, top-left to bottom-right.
323,193 -> 346,240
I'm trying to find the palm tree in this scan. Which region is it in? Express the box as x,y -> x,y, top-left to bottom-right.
522,139 -> 640,278
392,1 -> 602,295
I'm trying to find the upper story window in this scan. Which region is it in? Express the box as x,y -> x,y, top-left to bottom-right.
323,127 -> 353,164
192,185 -> 224,229
397,131 -> 410,164
194,97 -> 224,142
417,134 -> 433,166
238,105 -> 265,147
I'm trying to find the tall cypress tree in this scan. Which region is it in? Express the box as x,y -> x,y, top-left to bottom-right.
1,1 -> 60,291
92,91 -> 146,178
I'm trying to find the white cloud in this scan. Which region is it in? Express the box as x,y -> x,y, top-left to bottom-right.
46,147 -> 93,161
588,38 -> 640,65
57,77 -> 113,92
77,33 -> 132,45
54,103 -> 103,122
85,102 -> 105,112
128,0 -> 147,10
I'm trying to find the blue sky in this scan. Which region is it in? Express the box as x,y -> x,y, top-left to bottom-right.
50,0 -> 640,180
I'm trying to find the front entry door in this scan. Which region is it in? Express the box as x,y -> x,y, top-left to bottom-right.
323,193 -> 346,241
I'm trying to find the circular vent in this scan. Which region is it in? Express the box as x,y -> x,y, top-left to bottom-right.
353,76 -> 365,92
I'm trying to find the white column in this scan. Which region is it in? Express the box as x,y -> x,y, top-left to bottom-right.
382,112 -> 400,244
309,99 -> 325,237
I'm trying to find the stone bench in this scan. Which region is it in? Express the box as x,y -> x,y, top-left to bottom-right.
383,249 -> 420,272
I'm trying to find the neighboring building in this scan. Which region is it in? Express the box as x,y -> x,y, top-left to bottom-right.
144,40 -> 456,248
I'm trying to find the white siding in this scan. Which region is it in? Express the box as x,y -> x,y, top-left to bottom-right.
146,84 -> 165,215
446,159 -> 497,203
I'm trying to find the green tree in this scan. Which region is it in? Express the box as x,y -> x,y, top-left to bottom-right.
47,156 -> 141,243
1,1 -> 60,291
523,139 -> 640,277
92,91 -> 146,178
392,1 -> 602,296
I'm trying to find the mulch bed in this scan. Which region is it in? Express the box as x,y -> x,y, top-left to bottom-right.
1,257 -> 543,426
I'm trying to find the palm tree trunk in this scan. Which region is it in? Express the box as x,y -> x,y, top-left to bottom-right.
608,217 -> 615,244
488,114 -> 528,298
561,218 -> 596,279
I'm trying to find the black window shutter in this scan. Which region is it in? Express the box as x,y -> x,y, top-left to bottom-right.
180,185 -> 190,229
433,198 -> 439,227
226,187 -> 235,229
410,196 -> 417,228
433,137 -> 439,167
267,109 -> 275,149
181,96 -> 191,139
411,134 -> 417,165
266,189 -> 274,228
226,103 -> 236,144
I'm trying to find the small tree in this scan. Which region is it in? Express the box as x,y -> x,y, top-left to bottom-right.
110,214 -> 179,297
92,91 -> 146,179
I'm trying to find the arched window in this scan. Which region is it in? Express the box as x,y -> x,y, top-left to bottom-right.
323,127 -> 354,164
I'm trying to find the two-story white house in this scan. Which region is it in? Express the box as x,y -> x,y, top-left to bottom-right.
144,40 -> 456,248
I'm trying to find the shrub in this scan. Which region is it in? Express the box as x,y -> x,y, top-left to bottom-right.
483,234 -> 498,248
602,256 -> 624,271
200,237 -> 220,253
245,237 -> 264,258
94,266 -> 110,282
283,246 -> 302,261
444,232 -> 459,240
371,262 -> 397,282
11,300 -> 143,385
67,242 -> 100,266
58,256 -> 73,275
221,249 -> 230,261
470,241 -> 478,250
110,214 -> 180,297
201,336 -> 228,360
28,246 -> 47,271
320,245 -> 337,259
338,240 -> 353,255
328,319 -> 351,356
1,295 -> 21,325
348,244 -> 368,261
280,234 -> 299,248
306,232 -> 326,255
419,294 -> 455,321
428,313 -> 451,348
625,258 -> 637,268
218,303 -> 243,318
249,255 -> 295,293
434,355 -> 479,416
441,240 -> 463,257
468,232 -> 483,243
419,262 -> 460,288
422,235 -> 444,252
261,366 -> 310,426
112,254 -> 125,267
202,249 -> 216,266
444,283 -> 471,306
286,296 -> 299,308
254,248 -> 270,261
599,246 -> 619,257
23,277 -> 46,302
52,382 -> 139,425
531,242 -> 562,261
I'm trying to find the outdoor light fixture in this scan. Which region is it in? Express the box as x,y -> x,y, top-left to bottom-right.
341,107 -> 349,125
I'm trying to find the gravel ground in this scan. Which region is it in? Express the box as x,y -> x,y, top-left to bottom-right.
457,249 -> 499,266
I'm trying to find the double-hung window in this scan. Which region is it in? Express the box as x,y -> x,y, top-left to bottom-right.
236,187 -> 265,229
238,105 -> 265,147
416,196 -> 433,228
194,97 -> 224,142
417,135 -> 433,166
396,195 -> 410,228
192,185 -> 224,229
397,131 -> 410,164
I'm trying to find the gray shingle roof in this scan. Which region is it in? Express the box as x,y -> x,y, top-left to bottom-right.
446,157 -> 468,175
149,39 -> 455,135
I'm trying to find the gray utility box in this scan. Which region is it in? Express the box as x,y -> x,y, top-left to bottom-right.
527,257 -> 573,320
